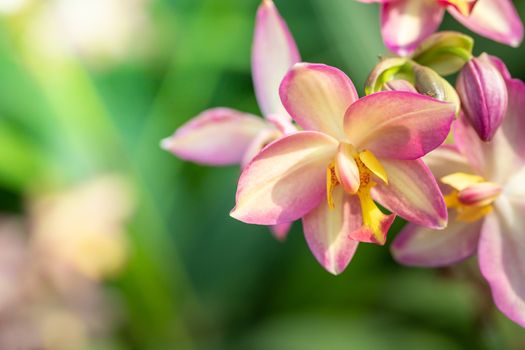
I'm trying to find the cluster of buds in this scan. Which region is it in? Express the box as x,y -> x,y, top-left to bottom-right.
162,0 -> 525,329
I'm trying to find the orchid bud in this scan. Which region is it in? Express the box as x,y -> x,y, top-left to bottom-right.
364,57 -> 410,95
413,65 -> 460,114
456,54 -> 508,141
383,79 -> 417,93
411,31 -> 473,76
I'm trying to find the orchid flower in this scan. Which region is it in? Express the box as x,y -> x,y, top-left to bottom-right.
391,57 -> 525,327
230,62 -> 455,275
161,0 -> 300,239
358,0 -> 523,56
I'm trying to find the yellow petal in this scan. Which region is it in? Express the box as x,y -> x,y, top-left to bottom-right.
359,150 -> 388,184
441,172 -> 484,191
357,183 -> 390,245
457,204 -> 493,223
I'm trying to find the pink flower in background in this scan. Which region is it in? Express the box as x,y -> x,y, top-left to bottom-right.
231,62 -> 455,275
161,0 -> 300,240
392,58 -> 525,327
0,175 -> 134,349
358,0 -> 523,55
30,175 -> 134,281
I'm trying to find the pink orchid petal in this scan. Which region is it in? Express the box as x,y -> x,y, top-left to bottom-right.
479,204 -> 525,328
454,116 -> 489,176
499,79 -> 525,167
270,222 -> 292,241
392,218 -> 482,267
448,0 -> 523,47
302,186 -> 360,275
381,0 -> 445,56
372,159 -> 448,229
279,63 -> 359,139
423,145 -> 473,193
161,108 -> 268,166
252,0 -> 301,118
240,128 -> 282,169
336,143 -> 360,194
455,79 -> 525,182
505,167 -> 525,202
343,91 -> 455,160
266,113 -> 297,135
348,213 -> 395,245
231,131 -> 338,225
423,145 -> 472,182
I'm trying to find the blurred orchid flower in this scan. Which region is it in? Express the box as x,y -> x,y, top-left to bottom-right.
392,57 -> 525,327
29,0 -> 152,64
0,174 -> 132,349
231,63 -> 455,275
358,0 -> 523,56
30,175 -> 134,281
456,53 -> 508,141
162,0 -> 300,240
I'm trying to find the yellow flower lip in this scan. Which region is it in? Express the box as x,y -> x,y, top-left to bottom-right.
441,172 -> 502,223
326,146 -> 390,244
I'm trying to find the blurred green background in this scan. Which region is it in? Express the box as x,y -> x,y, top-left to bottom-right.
0,0 -> 525,349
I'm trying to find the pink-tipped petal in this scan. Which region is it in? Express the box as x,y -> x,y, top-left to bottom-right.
270,222 -> 292,241
231,131 -> 338,225
423,145 -> 472,182
372,159 -> 448,229
454,116 -> 489,177
455,79 -> 525,182
335,143 -> 360,194
266,113 -> 297,135
499,79 -> 525,166
479,204 -> 525,328
252,0 -> 301,118
380,0 -> 445,56
505,167 -> 525,202
302,187 -> 360,275
280,63 -> 359,139
241,128 -> 282,169
348,213 -> 395,245
392,218 -> 482,267
343,91 -> 455,160
161,108 -> 268,166
448,0 -> 523,47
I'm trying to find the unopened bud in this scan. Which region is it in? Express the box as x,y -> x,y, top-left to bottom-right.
413,64 -> 460,114
365,57 -> 409,95
411,31 -> 473,76
456,54 -> 508,141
